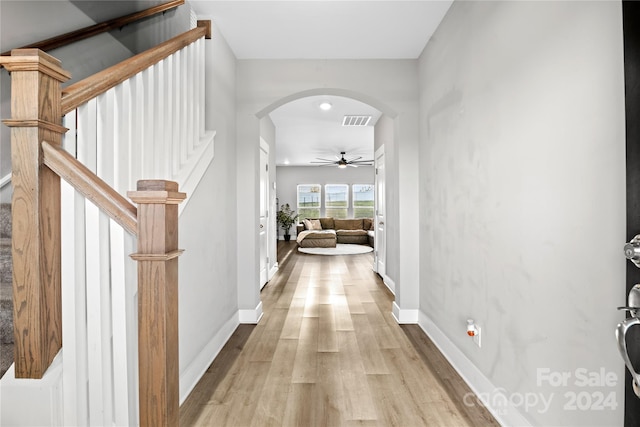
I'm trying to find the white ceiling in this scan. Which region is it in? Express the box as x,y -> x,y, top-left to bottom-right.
270,95 -> 382,166
189,1 -> 453,60
189,1 -> 453,166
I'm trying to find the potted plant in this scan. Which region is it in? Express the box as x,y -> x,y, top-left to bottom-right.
276,203 -> 299,241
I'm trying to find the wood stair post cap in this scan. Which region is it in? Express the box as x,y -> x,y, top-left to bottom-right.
0,49 -> 71,82
128,180 -> 186,205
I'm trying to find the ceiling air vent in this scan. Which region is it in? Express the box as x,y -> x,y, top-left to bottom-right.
342,115 -> 372,126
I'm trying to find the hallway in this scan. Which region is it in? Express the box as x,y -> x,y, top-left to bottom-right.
180,242 -> 497,426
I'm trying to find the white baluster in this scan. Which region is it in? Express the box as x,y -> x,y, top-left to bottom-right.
85,205 -> 113,426
130,72 -> 145,186
153,60 -> 165,178
198,38 -> 205,138
187,42 -> 195,155
61,168 -> 90,426
110,222 -> 136,426
142,66 -> 155,179
77,99 -> 98,172
97,89 -> 115,186
173,49 -> 183,175
180,48 -> 189,166
162,56 -> 173,179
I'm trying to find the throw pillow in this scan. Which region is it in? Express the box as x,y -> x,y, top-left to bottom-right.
303,219 -> 313,230
309,219 -> 322,230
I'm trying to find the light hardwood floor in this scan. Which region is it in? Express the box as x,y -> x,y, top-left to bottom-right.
180,241 -> 499,427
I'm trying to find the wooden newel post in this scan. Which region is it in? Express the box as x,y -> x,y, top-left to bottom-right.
0,49 -> 70,378
128,180 -> 186,427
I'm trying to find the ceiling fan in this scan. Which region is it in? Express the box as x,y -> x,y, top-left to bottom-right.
311,151 -> 373,168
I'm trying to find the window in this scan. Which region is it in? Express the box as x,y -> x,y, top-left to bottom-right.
297,184 -> 321,219
353,184 -> 374,218
325,184 -> 349,219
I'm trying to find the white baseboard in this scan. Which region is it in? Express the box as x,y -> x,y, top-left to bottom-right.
239,301 -> 263,324
383,275 -> 395,295
392,301 -> 418,324
418,311 -> 531,427
268,263 -> 279,280
180,312 -> 239,405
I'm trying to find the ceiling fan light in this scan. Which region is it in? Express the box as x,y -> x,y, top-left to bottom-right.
338,163 -> 347,169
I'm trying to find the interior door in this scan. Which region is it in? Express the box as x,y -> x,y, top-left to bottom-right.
374,146 -> 386,278
259,145 -> 269,289
623,3 -> 640,424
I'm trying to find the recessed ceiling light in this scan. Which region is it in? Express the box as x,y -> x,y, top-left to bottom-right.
319,102 -> 332,111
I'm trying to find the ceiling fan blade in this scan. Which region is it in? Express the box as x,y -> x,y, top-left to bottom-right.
348,164 -> 358,168
345,156 -> 363,162
349,159 -> 374,163
314,158 -> 336,162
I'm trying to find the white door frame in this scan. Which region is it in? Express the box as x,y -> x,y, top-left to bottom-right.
374,145 -> 388,288
259,139 -> 270,289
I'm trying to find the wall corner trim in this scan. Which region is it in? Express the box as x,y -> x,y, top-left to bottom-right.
418,311 -> 532,427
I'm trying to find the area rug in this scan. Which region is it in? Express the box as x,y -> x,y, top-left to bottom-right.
298,243 -> 373,256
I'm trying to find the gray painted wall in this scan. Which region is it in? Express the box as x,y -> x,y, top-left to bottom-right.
167,15 -> 239,399
418,1 -> 626,425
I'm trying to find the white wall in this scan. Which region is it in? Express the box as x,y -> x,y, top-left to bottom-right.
418,2 -> 626,426
236,60 -> 420,323
276,165 -> 375,236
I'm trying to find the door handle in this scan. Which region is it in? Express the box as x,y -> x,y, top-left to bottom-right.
616,317 -> 640,397
260,224 -> 264,229
616,284 -> 640,398
625,235 -> 640,268
379,221 -> 384,226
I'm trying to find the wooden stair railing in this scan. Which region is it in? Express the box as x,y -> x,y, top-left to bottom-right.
62,24 -> 209,114
0,0 -> 186,57
1,44 -> 189,427
42,141 -> 137,235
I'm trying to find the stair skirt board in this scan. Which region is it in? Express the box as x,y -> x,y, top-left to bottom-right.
176,131 -> 215,216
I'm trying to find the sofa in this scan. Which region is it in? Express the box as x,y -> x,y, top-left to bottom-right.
296,217 -> 374,248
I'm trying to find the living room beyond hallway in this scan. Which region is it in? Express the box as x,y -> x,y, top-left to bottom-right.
180,240 -> 497,426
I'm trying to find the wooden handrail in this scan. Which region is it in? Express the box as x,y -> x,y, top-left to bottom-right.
61,26 -> 207,114
0,0 -> 185,57
42,141 -> 138,236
